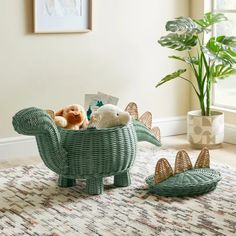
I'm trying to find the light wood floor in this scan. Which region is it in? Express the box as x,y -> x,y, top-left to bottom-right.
162,135 -> 236,168
0,135 -> 236,169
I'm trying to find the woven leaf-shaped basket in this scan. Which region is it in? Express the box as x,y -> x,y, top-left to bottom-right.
125,102 -> 139,120
195,147 -> 210,168
155,158 -> 173,183
174,150 -> 193,174
125,102 -> 162,144
151,127 -> 161,142
139,112 -> 152,129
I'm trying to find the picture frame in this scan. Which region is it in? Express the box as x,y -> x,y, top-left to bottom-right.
34,0 -> 92,33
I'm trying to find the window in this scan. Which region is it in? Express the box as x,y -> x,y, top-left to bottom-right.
212,0 -> 236,109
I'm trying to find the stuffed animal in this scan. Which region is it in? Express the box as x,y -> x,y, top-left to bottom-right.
54,104 -> 88,130
91,104 -> 131,128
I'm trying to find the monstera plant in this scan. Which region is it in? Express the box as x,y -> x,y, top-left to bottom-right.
156,12 -> 236,148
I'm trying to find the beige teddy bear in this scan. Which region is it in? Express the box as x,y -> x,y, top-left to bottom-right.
53,104 -> 88,130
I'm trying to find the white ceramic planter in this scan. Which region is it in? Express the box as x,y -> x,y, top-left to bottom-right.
187,110 -> 224,149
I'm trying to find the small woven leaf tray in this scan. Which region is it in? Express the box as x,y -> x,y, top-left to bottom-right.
145,148 -> 221,197
146,168 -> 221,197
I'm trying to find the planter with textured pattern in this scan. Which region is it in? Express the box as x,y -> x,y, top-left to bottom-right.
187,110 -> 224,149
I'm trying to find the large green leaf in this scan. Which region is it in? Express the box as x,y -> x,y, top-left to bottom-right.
212,64 -> 236,80
155,69 -> 187,87
194,12 -> 228,30
166,17 -> 202,34
205,36 -> 236,64
158,33 -> 198,51
208,36 -> 236,50
169,55 -> 199,65
217,36 -> 236,48
204,47 -> 236,65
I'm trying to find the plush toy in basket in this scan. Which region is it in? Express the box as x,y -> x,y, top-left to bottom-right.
47,104 -> 88,130
89,104 -> 131,128
145,148 -> 221,197
12,102 -> 161,195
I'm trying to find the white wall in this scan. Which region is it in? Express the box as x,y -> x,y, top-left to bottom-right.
0,0 -> 190,138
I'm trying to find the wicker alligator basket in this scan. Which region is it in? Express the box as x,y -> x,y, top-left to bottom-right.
12,107 -> 161,195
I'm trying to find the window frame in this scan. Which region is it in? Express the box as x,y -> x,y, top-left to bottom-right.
208,0 -> 236,111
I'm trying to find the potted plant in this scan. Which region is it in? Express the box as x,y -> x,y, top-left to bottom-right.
156,12 -> 236,148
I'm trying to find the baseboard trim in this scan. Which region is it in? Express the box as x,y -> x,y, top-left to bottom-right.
0,136 -> 38,161
153,117 -> 236,144
153,116 -> 187,137
0,117 -> 235,160
225,123 -> 236,145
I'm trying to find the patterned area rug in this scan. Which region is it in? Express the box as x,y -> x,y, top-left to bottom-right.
0,145 -> 236,236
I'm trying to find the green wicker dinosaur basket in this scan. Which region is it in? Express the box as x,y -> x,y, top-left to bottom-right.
12,107 -> 161,195
145,148 -> 221,197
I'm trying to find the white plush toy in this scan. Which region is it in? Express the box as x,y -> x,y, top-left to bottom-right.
91,104 -> 131,128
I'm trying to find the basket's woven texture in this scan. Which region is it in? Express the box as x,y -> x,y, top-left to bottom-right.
13,107 -> 161,195
125,102 -> 139,120
195,147 -> 210,168
154,158 -> 173,183
139,111 -> 152,129
125,102 -> 161,144
174,150 -> 193,174
132,119 -> 161,146
151,127 -> 161,142
58,126 -> 137,179
146,168 -> 221,197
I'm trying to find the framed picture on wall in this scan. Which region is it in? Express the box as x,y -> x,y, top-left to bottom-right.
34,0 -> 92,33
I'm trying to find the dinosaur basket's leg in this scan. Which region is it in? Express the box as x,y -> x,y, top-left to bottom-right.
86,177 -> 103,195
58,176 -> 76,187
114,170 -> 131,187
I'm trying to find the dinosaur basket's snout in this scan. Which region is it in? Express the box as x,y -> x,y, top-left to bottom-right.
12,107 -> 52,135
12,107 -> 34,135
